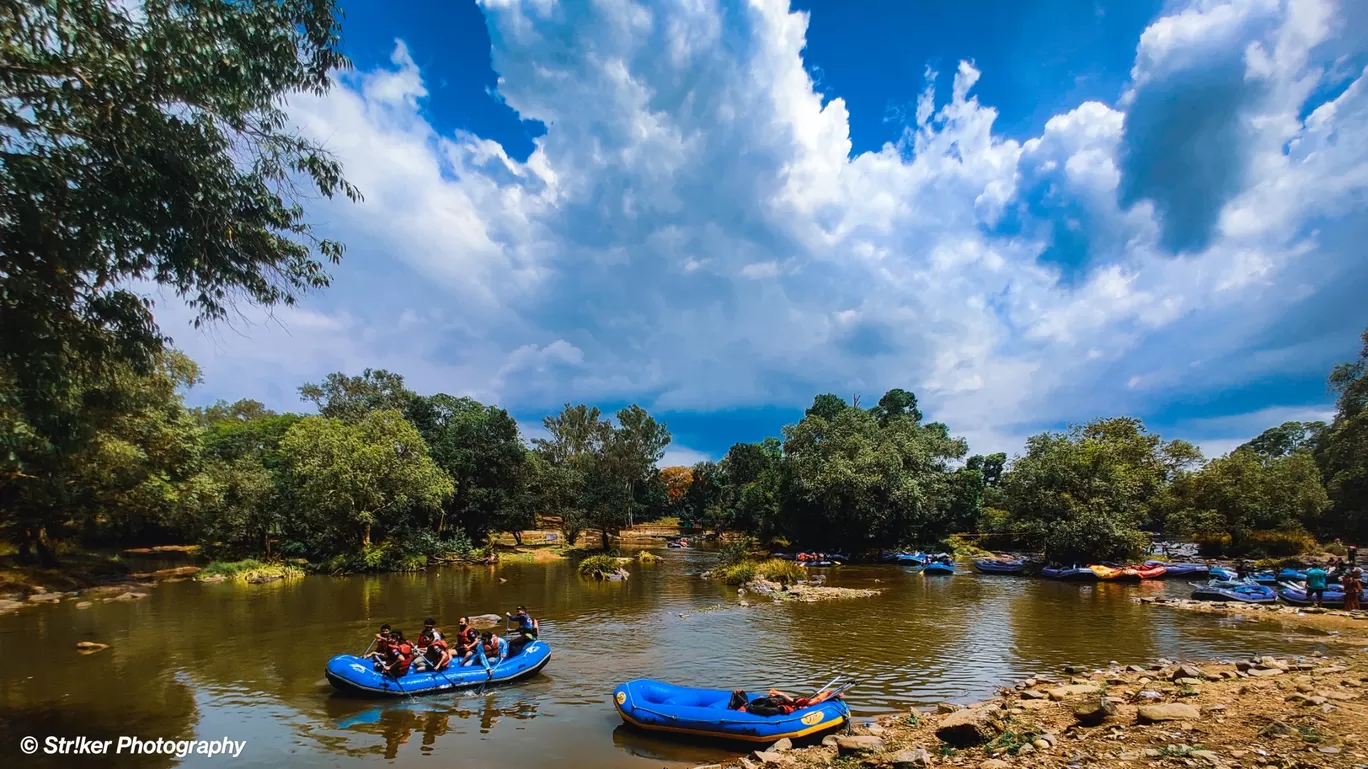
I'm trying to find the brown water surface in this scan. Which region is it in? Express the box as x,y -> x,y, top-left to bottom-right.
0,550 -> 1329,768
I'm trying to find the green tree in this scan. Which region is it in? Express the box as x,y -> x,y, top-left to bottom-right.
607,404 -> 671,529
682,460 -> 727,532
299,369 -> 415,423
1,0 -> 358,478
1002,417 -> 1190,563
1238,421 -> 1327,459
279,410 -> 453,555
719,438 -> 784,537
1165,448 -> 1328,548
405,394 -> 527,542
805,393 -> 849,421
1,351 -> 208,564
1319,329 -> 1368,540
869,388 -> 922,425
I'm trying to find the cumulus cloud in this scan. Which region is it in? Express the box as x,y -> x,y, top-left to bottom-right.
162,0 -> 1368,457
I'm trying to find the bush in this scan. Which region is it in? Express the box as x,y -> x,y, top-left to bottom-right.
197,559 -> 304,583
1197,529 -> 1318,558
578,553 -> 627,578
714,561 -> 756,585
636,551 -> 663,565
755,558 -> 806,585
717,539 -> 755,568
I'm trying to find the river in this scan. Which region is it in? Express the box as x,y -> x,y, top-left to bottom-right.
0,549 -> 1330,768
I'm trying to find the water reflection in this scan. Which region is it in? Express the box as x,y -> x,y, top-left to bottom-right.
0,551 -> 1335,769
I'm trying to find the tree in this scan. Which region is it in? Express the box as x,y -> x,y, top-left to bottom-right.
659,466 -> 693,505
405,394 -> 526,541
1238,421 -> 1327,459
1,0 -> 358,483
1319,329 -> 1368,540
1002,417 -> 1187,563
1165,448 -> 1329,548
191,399 -> 275,427
299,369 -> 414,423
682,460 -> 727,532
870,388 -> 922,425
719,438 -> 784,537
1,350 -> 209,564
279,410 -> 453,554
805,393 -> 849,421
607,404 -> 671,529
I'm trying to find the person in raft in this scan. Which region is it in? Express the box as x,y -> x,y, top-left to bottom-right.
382,630 -> 416,677
452,617 -> 480,666
506,606 -> 539,652
473,631 -> 508,676
417,618 -> 451,671
1344,568 -> 1364,611
1305,564 -> 1329,608
364,624 -> 394,664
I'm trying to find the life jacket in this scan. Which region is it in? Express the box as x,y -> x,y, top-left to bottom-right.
456,626 -> 477,647
419,629 -> 445,648
374,637 -> 393,656
742,697 -> 795,716
513,614 -> 536,633
391,642 -> 414,676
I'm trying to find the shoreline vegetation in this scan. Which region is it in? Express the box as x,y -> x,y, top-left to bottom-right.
702,648 -> 1368,769
6,329 -> 1368,585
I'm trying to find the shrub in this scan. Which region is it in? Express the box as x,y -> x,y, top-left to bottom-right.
715,561 -> 756,585
197,559 -> 304,583
1200,529 -> 1318,558
578,553 -> 626,578
755,558 -> 806,585
636,551 -> 663,565
717,539 -> 755,568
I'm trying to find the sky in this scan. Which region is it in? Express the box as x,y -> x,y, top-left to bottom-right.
156,0 -> 1368,467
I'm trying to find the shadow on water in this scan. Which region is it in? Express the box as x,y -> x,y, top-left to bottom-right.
0,550 -> 1336,768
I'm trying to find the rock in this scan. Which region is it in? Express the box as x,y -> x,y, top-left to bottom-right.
1138,676 -> 1152,685
1019,699 -> 1054,710
1137,703 -> 1200,723
467,614 -> 504,629
1173,665 -> 1204,680
1260,721 -> 1294,738
1048,684 -> 1099,700
1236,660 -> 1255,671
1063,664 -> 1085,674
75,641 -> 109,654
820,735 -> 839,748
768,737 -> 792,753
1018,743 -> 1034,754
1143,748 -> 1163,758
980,761 -> 1010,769
74,601 -> 92,609
937,702 -> 962,714
865,724 -> 886,736
936,707 -> 1001,747
28,593 -> 61,603
751,751 -> 791,766
891,747 -> 932,768
1259,656 -> 1289,670
1202,703 -> 1227,713
103,591 -> 148,603
1174,677 -> 1202,686
1247,667 -> 1283,677
1021,689 -> 1048,700
1317,746 -> 1341,754
1033,738 -> 1051,750
1318,689 -> 1357,701
834,736 -> 884,756
1072,697 -> 1116,725
1127,664 -> 1148,672
1192,750 -> 1220,763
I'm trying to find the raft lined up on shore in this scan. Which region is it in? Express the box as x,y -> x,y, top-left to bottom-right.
613,679 -> 850,743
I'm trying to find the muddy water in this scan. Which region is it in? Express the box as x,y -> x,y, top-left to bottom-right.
0,550 -> 1331,768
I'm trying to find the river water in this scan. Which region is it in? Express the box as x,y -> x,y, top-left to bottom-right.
0,549 -> 1331,768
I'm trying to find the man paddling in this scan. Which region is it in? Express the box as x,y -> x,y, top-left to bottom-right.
453,617 -> 479,667
506,606 -> 539,653
475,631 -> 509,676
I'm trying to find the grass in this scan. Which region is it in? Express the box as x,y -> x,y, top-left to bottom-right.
708,558 -> 807,586
942,534 -> 993,559
635,551 -> 663,565
197,559 -> 304,583
577,553 -> 629,578
989,726 -> 1042,756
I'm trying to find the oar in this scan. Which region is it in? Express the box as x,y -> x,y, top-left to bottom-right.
385,664 -> 418,701
362,638 -> 376,657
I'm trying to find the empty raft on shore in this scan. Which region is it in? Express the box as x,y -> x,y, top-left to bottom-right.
974,559 -> 1026,575
1278,583 -> 1347,607
1190,580 -> 1277,603
613,680 -> 849,743
325,641 -> 551,696
1145,560 -> 1208,578
1040,566 -> 1096,580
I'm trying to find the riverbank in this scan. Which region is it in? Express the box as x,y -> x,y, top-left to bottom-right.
705,649 -> 1368,769
1138,595 -> 1368,645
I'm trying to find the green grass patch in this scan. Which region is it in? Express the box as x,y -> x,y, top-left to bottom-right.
197,559 -> 304,583
755,558 -> 806,585
713,561 -> 757,585
635,551 -> 663,565
578,553 -> 628,578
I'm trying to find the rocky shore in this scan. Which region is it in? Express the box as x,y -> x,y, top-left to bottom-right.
1136,595 -> 1368,644
739,578 -> 881,603
700,650 -> 1368,769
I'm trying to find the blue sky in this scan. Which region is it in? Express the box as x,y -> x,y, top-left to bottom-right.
162,0 -> 1368,466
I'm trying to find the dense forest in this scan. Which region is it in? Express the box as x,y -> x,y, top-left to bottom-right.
2,2 -> 1366,573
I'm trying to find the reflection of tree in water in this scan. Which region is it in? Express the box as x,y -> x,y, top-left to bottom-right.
314,695 -> 541,759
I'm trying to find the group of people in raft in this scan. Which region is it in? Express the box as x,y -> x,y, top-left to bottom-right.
363,606 -> 540,678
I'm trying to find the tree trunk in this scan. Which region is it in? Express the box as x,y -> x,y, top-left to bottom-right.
362,522 -> 372,548
263,529 -> 272,559
35,526 -> 59,568
600,528 -> 610,551
513,530 -> 523,546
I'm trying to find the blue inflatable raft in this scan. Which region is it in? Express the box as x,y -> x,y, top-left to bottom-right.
1040,566 -> 1096,580
974,559 -> 1026,575
1190,580 -> 1277,604
1207,566 -> 1236,581
1145,560 -> 1208,578
613,680 -> 850,743
922,560 -> 955,575
1278,583 -> 1346,607
325,641 -> 551,696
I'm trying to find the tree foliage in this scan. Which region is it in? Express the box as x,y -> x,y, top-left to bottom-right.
1320,329 -> 1368,540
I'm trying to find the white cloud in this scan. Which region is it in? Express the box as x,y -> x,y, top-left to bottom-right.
159,0 -> 1368,457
